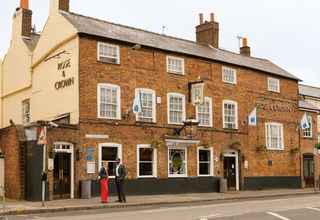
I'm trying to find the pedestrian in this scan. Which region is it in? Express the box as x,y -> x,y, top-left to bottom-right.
98,162 -> 109,203
115,158 -> 127,203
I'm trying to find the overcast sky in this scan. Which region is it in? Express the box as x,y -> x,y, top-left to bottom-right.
1,0 -> 319,86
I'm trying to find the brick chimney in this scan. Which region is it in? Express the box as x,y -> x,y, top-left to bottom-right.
50,0 -> 70,14
196,13 -> 219,48
15,0 -> 32,38
240,38 -> 251,57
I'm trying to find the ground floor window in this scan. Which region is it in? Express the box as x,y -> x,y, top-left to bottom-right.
168,147 -> 187,177
99,143 -> 122,177
198,147 -> 213,176
137,145 -> 157,177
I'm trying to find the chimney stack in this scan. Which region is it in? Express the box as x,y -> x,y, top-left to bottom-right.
196,12 -> 220,48
240,37 -> 251,57
50,0 -> 70,14
18,0 -> 32,38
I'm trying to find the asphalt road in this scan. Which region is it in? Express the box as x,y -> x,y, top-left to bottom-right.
4,194 -> 320,220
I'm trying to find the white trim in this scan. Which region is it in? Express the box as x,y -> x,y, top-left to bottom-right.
267,77 -> 280,93
167,93 -> 186,125
53,142 -> 74,199
168,146 -> 188,178
136,144 -> 157,178
222,66 -> 237,84
196,97 -> 213,127
135,88 -> 156,123
222,100 -> 238,129
165,139 -> 200,145
166,56 -> 185,75
303,115 -> 313,138
97,42 -> 120,64
98,143 -> 123,178
197,147 -> 214,177
97,83 -> 121,120
265,122 -> 284,150
223,150 -> 239,191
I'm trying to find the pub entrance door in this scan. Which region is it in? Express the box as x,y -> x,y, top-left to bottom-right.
53,153 -> 71,199
303,154 -> 315,188
223,150 -> 239,191
53,142 -> 74,199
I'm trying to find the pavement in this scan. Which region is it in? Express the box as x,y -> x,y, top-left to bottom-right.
3,192 -> 320,220
0,188 -> 319,216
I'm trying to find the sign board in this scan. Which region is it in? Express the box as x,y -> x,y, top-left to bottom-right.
48,158 -> 54,171
87,162 -> 96,174
86,147 -> 94,161
85,134 -> 109,139
191,82 -> 204,105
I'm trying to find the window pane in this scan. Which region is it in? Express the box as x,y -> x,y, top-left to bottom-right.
199,163 -> 210,175
139,148 -> 153,162
199,150 -> 210,162
139,162 -> 153,176
102,147 -> 118,161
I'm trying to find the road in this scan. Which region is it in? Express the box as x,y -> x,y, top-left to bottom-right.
5,194 -> 320,220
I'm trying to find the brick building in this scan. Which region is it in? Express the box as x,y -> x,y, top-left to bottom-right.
0,0 -> 319,200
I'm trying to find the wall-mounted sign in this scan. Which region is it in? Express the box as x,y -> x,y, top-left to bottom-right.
85,134 -> 109,139
87,162 -> 96,174
86,147 -> 95,161
257,103 -> 294,113
55,77 -> 74,90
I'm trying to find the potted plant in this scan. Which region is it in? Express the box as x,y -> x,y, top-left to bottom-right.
315,143 -> 320,154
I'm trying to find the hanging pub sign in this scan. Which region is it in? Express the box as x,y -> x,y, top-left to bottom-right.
189,81 -> 205,105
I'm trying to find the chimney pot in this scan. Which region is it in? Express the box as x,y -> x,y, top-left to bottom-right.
199,13 -> 204,25
240,37 -> 251,56
210,13 -> 214,22
20,0 -> 29,9
242,37 -> 248,47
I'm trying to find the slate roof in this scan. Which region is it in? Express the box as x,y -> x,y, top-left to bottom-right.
61,11 -> 300,81
298,100 -> 320,112
23,33 -> 40,51
299,84 -> 320,99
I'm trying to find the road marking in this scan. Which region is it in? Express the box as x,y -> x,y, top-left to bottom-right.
306,207 -> 320,212
200,214 -> 220,220
266,212 -> 291,220
139,204 -> 221,214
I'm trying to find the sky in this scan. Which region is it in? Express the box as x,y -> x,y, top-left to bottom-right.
0,0 -> 319,86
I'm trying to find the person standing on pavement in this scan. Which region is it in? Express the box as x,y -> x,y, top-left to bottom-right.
98,162 -> 109,203
115,158 -> 127,203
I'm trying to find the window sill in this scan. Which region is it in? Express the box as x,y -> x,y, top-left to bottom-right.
223,128 -> 238,132
167,71 -> 185,76
135,121 -> 157,125
168,175 -> 188,178
97,117 -> 121,121
222,81 -> 237,85
265,148 -> 284,151
303,136 -> 313,139
137,176 -> 158,179
168,122 -> 184,126
97,60 -> 120,65
267,90 -> 280,94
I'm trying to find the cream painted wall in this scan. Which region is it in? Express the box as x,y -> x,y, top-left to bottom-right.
31,37 -> 79,124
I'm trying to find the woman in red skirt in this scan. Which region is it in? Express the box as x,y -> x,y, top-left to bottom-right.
99,162 -> 109,203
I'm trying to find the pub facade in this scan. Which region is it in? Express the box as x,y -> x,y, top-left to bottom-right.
0,0 -> 319,200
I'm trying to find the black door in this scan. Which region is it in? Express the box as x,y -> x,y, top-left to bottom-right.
53,153 -> 71,199
224,156 -> 236,190
303,155 -> 314,188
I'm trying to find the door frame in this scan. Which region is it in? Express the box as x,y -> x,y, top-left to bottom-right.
53,142 -> 74,199
303,154 -> 315,188
223,150 -> 239,191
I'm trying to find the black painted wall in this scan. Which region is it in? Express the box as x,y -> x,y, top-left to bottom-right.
89,177 -> 220,197
244,176 -> 301,190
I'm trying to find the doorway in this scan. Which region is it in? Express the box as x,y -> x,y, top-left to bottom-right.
53,142 -> 74,199
223,150 -> 239,191
303,155 -> 314,188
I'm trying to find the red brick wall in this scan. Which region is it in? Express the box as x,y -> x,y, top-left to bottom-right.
77,35 -> 311,187
0,126 -> 24,200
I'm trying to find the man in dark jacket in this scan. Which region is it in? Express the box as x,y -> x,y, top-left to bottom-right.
115,158 -> 127,203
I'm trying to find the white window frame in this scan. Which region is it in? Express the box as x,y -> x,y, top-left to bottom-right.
303,115 -> 313,138
196,97 -> 213,127
22,99 -> 31,124
166,56 -> 185,75
197,147 -> 214,177
167,93 -> 186,125
222,66 -> 237,84
97,83 -> 121,120
267,77 -> 280,93
136,144 -> 157,178
168,146 -> 188,178
97,42 -> 120,64
135,88 -> 156,123
98,143 -> 123,178
222,100 -> 238,129
265,122 -> 284,150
